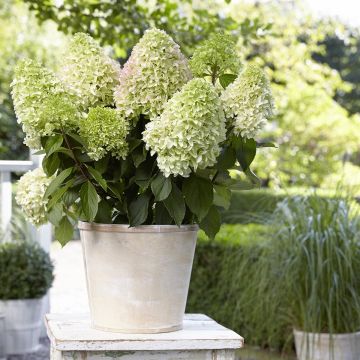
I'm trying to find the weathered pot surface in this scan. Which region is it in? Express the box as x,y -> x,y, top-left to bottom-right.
79,222 -> 198,333
294,328 -> 360,360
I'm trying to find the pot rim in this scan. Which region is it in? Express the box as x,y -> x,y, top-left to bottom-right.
293,328 -> 360,338
78,221 -> 199,233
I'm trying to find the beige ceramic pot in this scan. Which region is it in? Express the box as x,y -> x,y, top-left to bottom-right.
79,222 -> 198,333
294,329 -> 360,360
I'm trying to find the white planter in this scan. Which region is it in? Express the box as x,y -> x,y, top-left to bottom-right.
294,329 -> 360,360
0,299 -> 43,354
79,222 -> 198,333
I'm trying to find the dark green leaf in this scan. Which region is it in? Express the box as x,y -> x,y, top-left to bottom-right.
256,141 -> 277,148
134,162 -> 153,190
45,135 -> 63,156
163,183 -> 185,226
44,167 -> 73,199
151,173 -> 172,201
55,216 -> 74,247
213,184 -> 232,209
95,199 -> 113,223
42,153 -> 60,176
154,202 -> 173,225
94,155 -> 109,174
47,203 -> 63,226
233,137 -> 256,171
183,175 -> 213,221
53,147 -> 75,159
80,181 -> 99,222
199,206 -> 221,239
86,165 -> 107,191
245,168 -> 261,187
67,132 -> 85,146
62,190 -> 78,206
128,193 -> 150,226
108,183 -> 123,200
216,146 -> 236,171
219,73 -> 237,89
131,145 -> 147,167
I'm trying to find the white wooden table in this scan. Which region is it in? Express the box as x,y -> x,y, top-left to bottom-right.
46,313 -> 243,359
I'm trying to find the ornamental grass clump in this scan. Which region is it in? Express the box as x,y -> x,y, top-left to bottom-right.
13,28 -> 275,246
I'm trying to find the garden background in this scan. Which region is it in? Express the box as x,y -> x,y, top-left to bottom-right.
0,0 -> 360,359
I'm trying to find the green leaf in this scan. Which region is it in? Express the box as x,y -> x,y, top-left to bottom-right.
183,175 -> 213,221
94,155 -> 109,174
154,202 -> 173,225
232,137 -> 256,171
53,147 -> 75,159
134,162 -> 153,190
256,141 -> 277,148
213,184 -> 232,210
32,149 -> 45,155
131,145 -> 147,167
47,183 -> 72,210
80,181 -> 99,222
163,183 -> 185,226
42,153 -> 60,176
45,135 -> 63,156
199,206 -> 221,239
86,165 -> 107,191
95,199 -> 113,223
44,167 -> 73,199
55,216 -> 74,247
219,73 -> 237,89
62,190 -> 78,206
151,173 -> 172,201
108,183 -> 123,200
128,192 -> 150,226
67,132 -> 85,146
47,203 -> 63,226
216,146 -> 236,171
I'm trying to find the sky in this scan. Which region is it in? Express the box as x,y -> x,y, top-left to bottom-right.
306,0 -> 360,27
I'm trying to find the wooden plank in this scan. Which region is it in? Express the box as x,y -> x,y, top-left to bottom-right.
0,160 -> 35,172
46,314 -> 244,352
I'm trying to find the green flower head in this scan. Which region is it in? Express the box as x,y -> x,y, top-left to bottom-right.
190,33 -> 240,80
115,28 -> 192,121
79,107 -> 130,161
221,64 -> 274,138
11,59 -> 79,149
59,33 -> 121,110
15,168 -> 52,227
143,78 -> 226,177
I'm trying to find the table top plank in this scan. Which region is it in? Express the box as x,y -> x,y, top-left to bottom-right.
46,313 -> 244,351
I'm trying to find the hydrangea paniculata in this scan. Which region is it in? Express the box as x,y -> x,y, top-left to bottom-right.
11,59 -> 79,149
114,28 -> 192,121
15,168 -> 51,226
221,64 -> 274,138
190,33 -> 240,80
143,78 -> 226,177
79,107 -> 129,161
59,33 -> 121,110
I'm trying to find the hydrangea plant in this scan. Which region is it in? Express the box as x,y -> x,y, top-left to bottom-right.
13,29 -> 275,245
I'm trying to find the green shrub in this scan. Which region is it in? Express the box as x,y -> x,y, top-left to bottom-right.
0,241 -> 54,300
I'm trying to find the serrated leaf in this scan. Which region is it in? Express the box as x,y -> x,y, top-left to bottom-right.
44,167 -> 73,199
199,206 -> 221,239
219,73 -> 237,89
163,183 -> 185,226
80,181 -> 98,222
213,184 -> 232,210
151,173 -> 172,201
183,175 -> 213,221
128,192 -> 150,226
55,216 -> 74,246
86,165 -> 107,191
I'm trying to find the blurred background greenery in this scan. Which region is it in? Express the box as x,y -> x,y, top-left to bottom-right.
1,1 -> 360,359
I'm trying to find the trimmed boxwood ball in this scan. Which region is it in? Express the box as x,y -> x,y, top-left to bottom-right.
0,241 -> 54,300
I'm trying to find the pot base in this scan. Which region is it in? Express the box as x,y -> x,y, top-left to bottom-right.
92,323 -> 183,334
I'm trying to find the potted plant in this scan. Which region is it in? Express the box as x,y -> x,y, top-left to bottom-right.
269,196 -> 360,360
13,29 -> 275,333
0,241 -> 54,354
